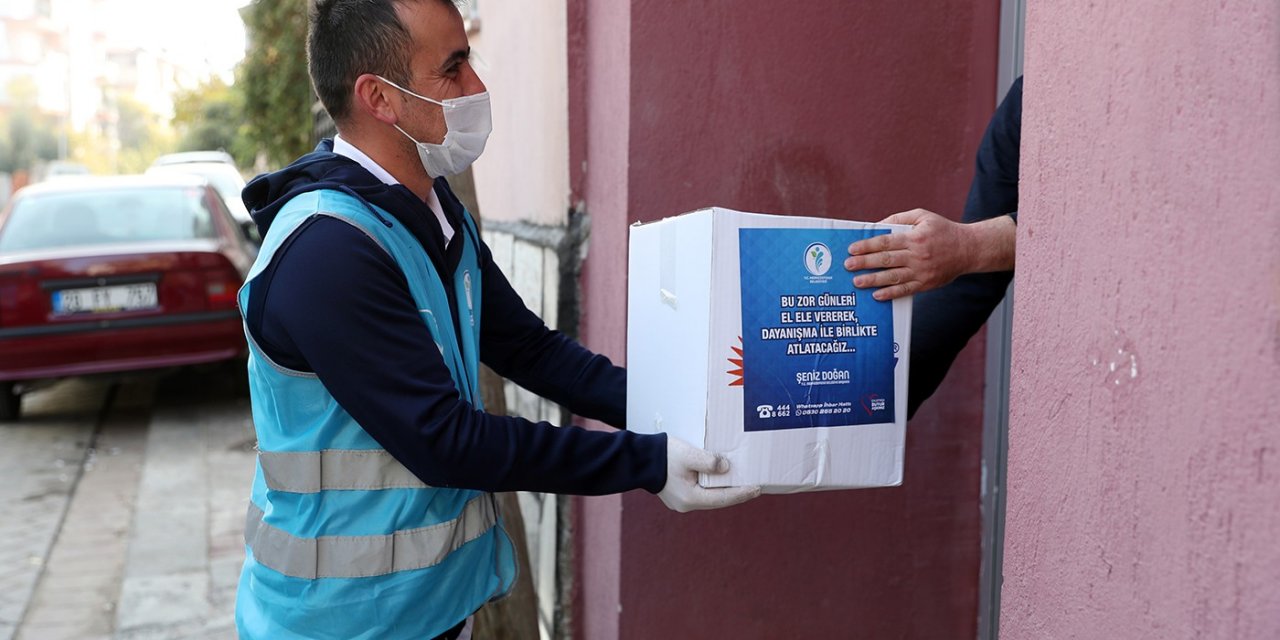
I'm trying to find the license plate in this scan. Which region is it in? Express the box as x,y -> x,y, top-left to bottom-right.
52,283 -> 158,314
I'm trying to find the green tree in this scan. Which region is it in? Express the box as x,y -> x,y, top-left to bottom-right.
172,76 -> 254,167
107,95 -> 176,174
116,95 -> 157,151
0,78 -> 60,174
239,0 -> 313,168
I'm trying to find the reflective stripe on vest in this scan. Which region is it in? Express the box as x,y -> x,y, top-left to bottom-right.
258,449 -> 429,493
243,494 -> 498,580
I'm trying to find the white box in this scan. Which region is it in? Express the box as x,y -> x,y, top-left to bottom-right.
627,208 -> 912,493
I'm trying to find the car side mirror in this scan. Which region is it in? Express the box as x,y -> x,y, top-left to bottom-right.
240,219 -> 262,245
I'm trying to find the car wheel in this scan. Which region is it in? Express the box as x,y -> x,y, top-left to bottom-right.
0,383 -> 20,422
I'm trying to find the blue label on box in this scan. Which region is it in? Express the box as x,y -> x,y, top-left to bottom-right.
738,228 -> 897,431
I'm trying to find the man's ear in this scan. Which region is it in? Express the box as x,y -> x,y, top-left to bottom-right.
353,74 -> 399,125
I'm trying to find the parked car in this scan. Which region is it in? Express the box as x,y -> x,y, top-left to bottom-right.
43,161 -> 92,181
150,150 -> 236,167
147,157 -> 253,231
0,175 -> 255,420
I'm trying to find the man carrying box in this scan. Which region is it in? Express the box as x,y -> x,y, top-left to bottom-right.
233,1 -> 759,639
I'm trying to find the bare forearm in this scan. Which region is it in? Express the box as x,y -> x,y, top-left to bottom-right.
844,208 -> 1015,301
962,214 -> 1016,274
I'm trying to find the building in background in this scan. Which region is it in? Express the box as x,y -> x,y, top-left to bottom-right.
0,0 -> 77,191
0,0 -> 71,121
0,0 -> 206,176
101,46 -> 193,125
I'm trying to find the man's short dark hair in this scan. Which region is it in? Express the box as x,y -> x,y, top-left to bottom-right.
307,0 -> 456,124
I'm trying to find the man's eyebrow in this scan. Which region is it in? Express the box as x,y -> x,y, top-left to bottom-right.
441,47 -> 471,70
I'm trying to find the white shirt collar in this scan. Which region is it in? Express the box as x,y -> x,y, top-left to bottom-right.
332,134 -> 453,246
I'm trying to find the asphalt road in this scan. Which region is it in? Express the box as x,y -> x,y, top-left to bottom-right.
0,364 -> 257,640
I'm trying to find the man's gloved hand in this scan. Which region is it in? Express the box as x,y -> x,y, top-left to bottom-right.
657,436 -> 761,513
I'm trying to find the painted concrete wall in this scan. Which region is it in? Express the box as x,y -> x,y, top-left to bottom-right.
570,1 -> 630,637
572,1 -> 1001,637
1004,1 -> 1280,638
469,2 -> 570,226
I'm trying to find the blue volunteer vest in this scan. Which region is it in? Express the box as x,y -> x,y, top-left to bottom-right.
234,189 -> 517,640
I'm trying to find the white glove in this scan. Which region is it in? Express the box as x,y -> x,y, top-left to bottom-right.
657,436 -> 761,513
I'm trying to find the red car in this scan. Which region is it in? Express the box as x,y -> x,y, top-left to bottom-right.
0,175 -> 256,420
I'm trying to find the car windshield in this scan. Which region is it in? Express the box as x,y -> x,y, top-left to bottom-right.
0,187 -> 218,252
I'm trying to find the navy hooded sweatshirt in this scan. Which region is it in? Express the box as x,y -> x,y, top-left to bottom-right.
240,140 -> 667,495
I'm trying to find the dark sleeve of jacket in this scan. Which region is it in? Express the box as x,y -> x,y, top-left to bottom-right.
907,76 -> 1022,418
248,217 -> 667,495
474,240 -> 628,428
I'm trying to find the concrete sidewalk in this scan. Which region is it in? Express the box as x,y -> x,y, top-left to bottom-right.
111,381 -> 255,639
0,371 -> 257,640
0,380 -> 105,640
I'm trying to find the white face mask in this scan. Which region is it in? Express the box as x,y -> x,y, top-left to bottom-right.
377,75 -> 492,178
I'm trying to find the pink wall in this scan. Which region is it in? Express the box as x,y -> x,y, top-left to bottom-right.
572,1 -> 1001,637
570,1 -> 630,638
1005,1 -> 1280,638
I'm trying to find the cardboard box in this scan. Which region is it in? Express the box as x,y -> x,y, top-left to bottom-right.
627,208 -> 912,493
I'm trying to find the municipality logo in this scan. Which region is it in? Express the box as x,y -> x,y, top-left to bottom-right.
804,242 -> 831,276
